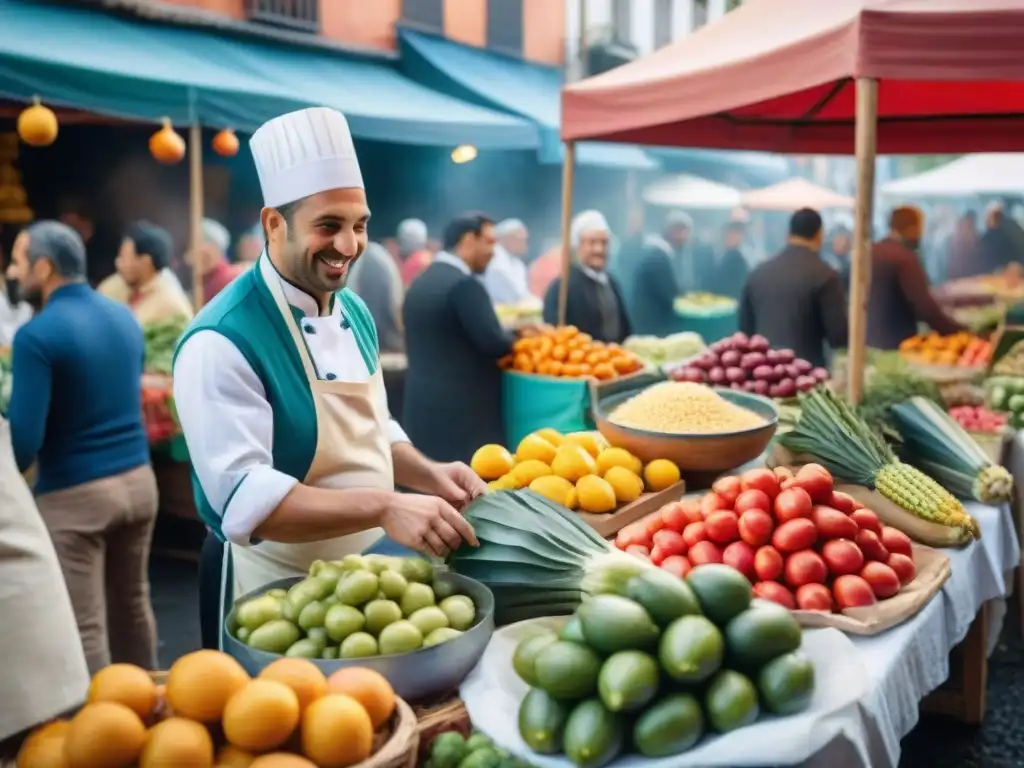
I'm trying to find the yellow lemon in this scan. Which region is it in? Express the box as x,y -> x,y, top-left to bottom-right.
528,475 -> 575,506
551,444 -> 598,483
494,473 -> 521,490
565,487 -> 579,510
516,434 -> 558,464
512,459 -> 553,486
575,475 -> 617,514
470,444 -> 515,480
596,447 -> 643,476
604,466 -> 644,504
562,432 -> 607,458
644,459 -> 681,491
534,428 -> 564,447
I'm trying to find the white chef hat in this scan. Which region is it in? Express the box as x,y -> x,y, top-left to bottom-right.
570,210 -> 610,248
496,218 -> 526,237
249,107 -> 364,209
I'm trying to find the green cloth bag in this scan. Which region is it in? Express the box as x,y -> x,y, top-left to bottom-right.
501,371 -> 593,447
673,308 -> 739,345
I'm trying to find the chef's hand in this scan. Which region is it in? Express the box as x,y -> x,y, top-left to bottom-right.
381,493 -> 478,558
429,462 -> 488,510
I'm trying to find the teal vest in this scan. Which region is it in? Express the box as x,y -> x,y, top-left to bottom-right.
173,260 -> 380,539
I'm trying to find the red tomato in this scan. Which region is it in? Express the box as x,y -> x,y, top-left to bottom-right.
782,464 -> 834,504
811,505 -> 859,540
700,492 -> 730,519
880,526 -> 913,558
615,523 -> 649,550
784,550 -> 828,587
688,540 -> 723,565
704,511 -> 741,545
773,487 -> 813,523
855,529 -> 890,562
682,521 -> 709,548
795,583 -> 834,612
644,514 -> 666,537
734,489 -> 771,516
660,502 -> 690,533
821,539 -> 865,576
711,475 -> 742,507
772,518 -> 817,554
827,491 -> 858,515
860,562 -> 901,599
754,545 -> 784,581
722,541 -> 756,582
753,580 -> 796,609
849,509 -> 883,536
833,574 -> 876,610
887,553 -> 917,586
739,468 -> 781,500
650,545 -> 667,566
661,555 -> 691,579
738,509 -> 774,547
652,529 -> 688,557
624,544 -> 650,560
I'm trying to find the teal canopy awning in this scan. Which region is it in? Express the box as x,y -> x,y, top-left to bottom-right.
398,29 -> 658,171
0,0 -> 538,149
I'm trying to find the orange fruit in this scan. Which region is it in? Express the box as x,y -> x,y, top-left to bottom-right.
259,659 -> 328,712
223,680 -> 300,753
301,694 -> 373,768
325,668 -> 396,729
88,663 -> 159,720
215,744 -> 257,768
139,717 -> 214,768
64,702 -> 146,768
249,755 -> 317,768
16,720 -> 70,768
166,650 -> 249,724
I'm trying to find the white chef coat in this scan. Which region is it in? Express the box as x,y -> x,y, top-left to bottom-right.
482,245 -> 530,305
173,257 -> 408,547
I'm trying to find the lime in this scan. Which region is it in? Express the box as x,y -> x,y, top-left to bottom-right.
439,596 -> 476,631
336,570 -> 379,606
430,731 -> 468,768
401,582 -> 437,616
432,577 -> 459,601
266,588 -> 287,599
321,646 -> 339,660
247,619 -> 300,654
285,638 -> 322,658
512,631 -> 557,686
297,600 -> 327,631
364,599 -> 403,635
235,626 -> 250,643
401,557 -> 435,584
339,554 -> 367,571
366,554 -> 400,574
409,606 -> 450,637
324,604 -> 366,642
379,569 -> 409,600
424,627 -> 463,646
340,631 -> 379,658
379,619 -> 424,655
305,627 -> 328,648
236,595 -> 283,631
315,563 -> 345,591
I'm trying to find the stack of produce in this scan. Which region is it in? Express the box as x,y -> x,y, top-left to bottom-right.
946,405 -> 1008,434
613,466 -> 917,612
991,339 -> 1024,376
18,650 -> 400,767
940,381 -> 986,408
143,316 -> 190,375
673,291 -> 738,317
470,429 -> 681,510
778,388 -> 980,542
498,326 -> 644,380
0,345 -> 11,413
889,397 -> 1013,505
495,297 -> 543,330
142,377 -> 178,444
668,332 -> 828,397
513,564 -> 814,765
855,352 -> 944,436
428,730 -> 535,768
607,381 -> 768,434
623,331 -> 705,366
898,331 -> 990,368
985,375 -> 1024,428
229,556 -> 477,659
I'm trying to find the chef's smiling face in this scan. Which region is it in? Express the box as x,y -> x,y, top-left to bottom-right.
263,188 -> 369,310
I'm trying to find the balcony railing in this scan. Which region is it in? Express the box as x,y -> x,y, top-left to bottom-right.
245,0 -> 319,33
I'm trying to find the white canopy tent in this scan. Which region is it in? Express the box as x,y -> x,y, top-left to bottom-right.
642,174 -> 743,210
740,178 -> 855,211
881,153 -> 1024,198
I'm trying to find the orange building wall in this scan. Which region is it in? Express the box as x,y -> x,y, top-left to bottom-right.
159,0 -> 244,18
523,0 -> 565,65
321,0 -> 401,51
442,0 -> 486,48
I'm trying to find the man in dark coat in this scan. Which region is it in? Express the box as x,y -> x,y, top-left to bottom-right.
403,213 -> 514,463
709,221 -> 750,301
542,210 -> 630,343
867,205 -> 965,350
740,208 -> 848,369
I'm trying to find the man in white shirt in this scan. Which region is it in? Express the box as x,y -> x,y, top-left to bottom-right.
172,107 -> 481,645
482,218 -> 530,305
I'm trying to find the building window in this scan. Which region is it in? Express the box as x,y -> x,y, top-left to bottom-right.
654,0 -> 673,48
612,0 -> 631,43
245,0 -> 318,32
487,0 -> 524,55
726,0 -> 743,9
693,0 -> 708,30
402,0 -> 444,32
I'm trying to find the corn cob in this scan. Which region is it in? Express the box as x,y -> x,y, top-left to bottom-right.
975,465 -> 1013,507
874,462 -> 980,539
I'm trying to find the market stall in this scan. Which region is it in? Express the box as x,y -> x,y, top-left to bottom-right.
642,174 -> 742,210
881,153 -> 1024,200
740,178 -> 854,212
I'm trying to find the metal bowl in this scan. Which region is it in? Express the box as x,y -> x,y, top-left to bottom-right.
224,571 -> 494,703
593,386 -> 778,473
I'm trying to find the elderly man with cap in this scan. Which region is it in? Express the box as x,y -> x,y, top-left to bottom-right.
482,218 -> 530,305
114,220 -> 194,325
396,218 -> 432,287
173,108 -> 481,645
6,221 -> 158,673
188,218 -> 243,306
542,211 -> 630,344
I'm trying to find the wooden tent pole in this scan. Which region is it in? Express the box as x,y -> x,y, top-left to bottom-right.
847,78 -> 879,404
557,141 -> 577,327
188,123 -> 205,311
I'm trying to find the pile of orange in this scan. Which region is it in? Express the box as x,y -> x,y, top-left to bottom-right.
18,651 -> 397,768
498,325 -> 644,380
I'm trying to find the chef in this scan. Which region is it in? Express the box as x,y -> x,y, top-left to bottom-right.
173,108 -> 481,646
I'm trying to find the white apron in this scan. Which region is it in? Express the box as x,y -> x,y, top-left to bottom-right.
0,421 -> 89,739
219,274 -> 395,643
